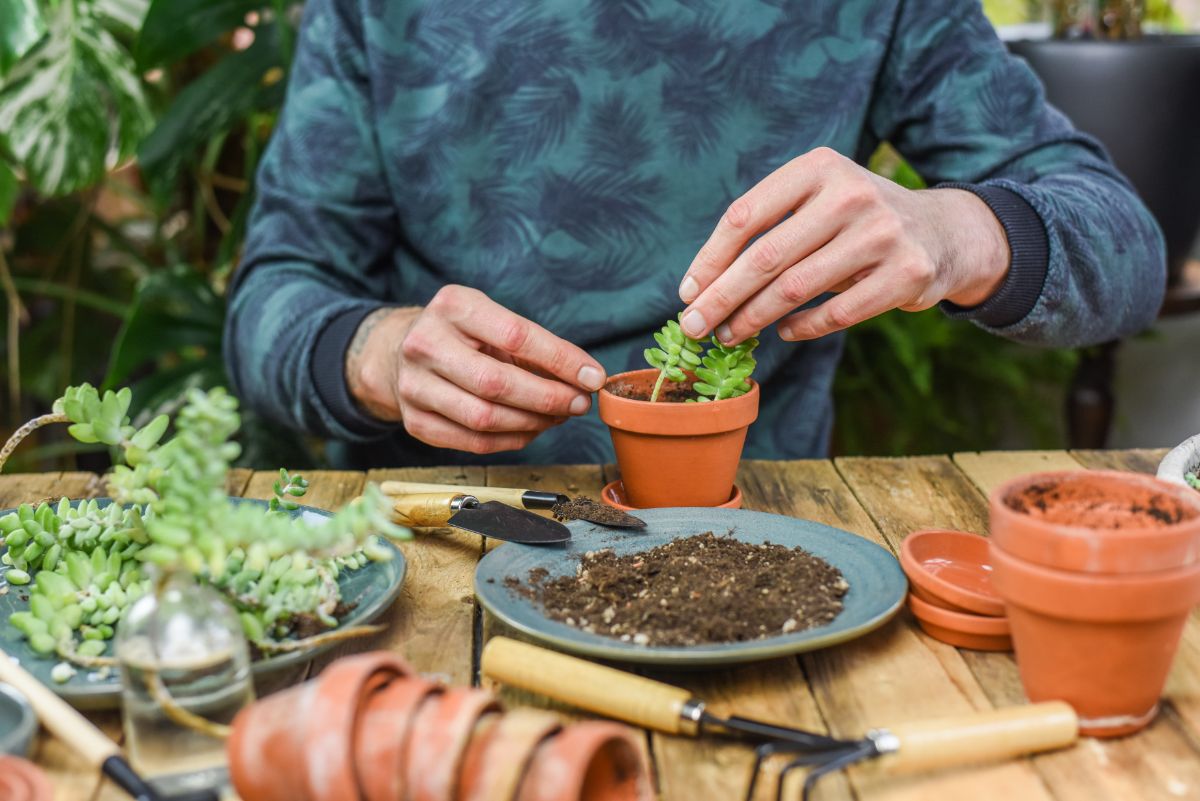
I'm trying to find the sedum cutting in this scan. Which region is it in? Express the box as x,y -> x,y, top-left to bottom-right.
0,384 -> 407,668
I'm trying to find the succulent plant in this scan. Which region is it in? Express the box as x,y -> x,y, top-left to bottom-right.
691,336 -> 759,403
0,383 -> 408,666
643,315 -> 704,403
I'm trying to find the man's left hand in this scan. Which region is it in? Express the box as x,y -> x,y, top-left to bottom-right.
676,147 -> 1011,344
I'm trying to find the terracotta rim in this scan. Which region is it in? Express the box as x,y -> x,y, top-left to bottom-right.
900,529 -> 1005,616
0,757 -> 53,801
461,709 -> 563,801
911,616 -> 1013,651
355,677 -> 443,801
908,593 -> 1010,636
517,721 -> 653,801
598,369 -> 759,436
989,542 -> 1200,620
406,687 -> 502,801
600,479 -> 743,511
990,470 -> 1200,573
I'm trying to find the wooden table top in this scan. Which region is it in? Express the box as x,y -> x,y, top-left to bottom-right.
10,448 -> 1199,801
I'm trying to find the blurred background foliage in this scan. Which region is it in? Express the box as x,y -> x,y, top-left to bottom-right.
0,0 -> 1179,467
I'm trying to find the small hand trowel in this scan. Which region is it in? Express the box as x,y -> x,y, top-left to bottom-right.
380,481 -> 646,529
390,493 -> 570,545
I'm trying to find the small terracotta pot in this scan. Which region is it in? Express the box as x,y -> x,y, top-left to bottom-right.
354,677 -> 443,801
0,757 -> 53,801
990,542 -> 1200,736
597,369 -> 759,508
406,687 -> 502,801
990,471 -> 1200,573
460,709 -> 563,801
227,651 -> 411,801
516,721 -> 653,801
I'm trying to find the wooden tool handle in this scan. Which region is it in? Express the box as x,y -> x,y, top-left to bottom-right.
390,493 -> 464,527
877,701 -> 1078,774
382,481 -> 532,508
0,647 -> 122,766
481,637 -> 696,734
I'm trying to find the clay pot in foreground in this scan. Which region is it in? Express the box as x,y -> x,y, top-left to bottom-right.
406,686 -> 502,801
460,709 -> 563,801
990,542 -> 1200,736
0,757 -> 53,801
990,471 -> 1200,573
228,651 -> 411,801
598,369 -> 758,508
355,677 -> 443,801
516,721 -> 653,801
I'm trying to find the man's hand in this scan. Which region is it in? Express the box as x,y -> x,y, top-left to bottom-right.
345,286 -> 607,454
676,147 -> 1011,344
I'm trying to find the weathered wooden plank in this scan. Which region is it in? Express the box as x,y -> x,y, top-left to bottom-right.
362,466 -> 485,687
1068,448 -> 1169,475
953,451 -> 1082,496
910,451 -> 1200,801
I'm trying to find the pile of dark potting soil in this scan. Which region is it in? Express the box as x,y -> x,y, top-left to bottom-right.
605,381 -> 694,403
506,532 -> 848,647
550,496 -> 632,526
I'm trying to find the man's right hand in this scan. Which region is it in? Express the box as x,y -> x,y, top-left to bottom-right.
345,285 -> 607,454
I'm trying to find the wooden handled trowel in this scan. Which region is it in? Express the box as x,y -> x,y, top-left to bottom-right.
390,493 -> 570,545
380,481 -> 645,529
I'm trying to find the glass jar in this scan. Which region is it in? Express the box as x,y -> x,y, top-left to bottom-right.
116,570 -> 254,796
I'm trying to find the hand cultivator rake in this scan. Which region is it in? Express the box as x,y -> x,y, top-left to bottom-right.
482,637 -> 1079,801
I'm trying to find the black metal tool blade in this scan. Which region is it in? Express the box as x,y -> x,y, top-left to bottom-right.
449,500 -> 570,544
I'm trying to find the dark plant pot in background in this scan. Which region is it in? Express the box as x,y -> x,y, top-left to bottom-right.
1008,37 -> 1200,290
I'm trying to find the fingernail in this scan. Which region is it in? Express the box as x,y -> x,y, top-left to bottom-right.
778,325 -> 794,341
678,275 -> 699,303
569,395 -> 590,415
716,324 -> 733,344
577,365 -> 605,391
680,309 -> 706,338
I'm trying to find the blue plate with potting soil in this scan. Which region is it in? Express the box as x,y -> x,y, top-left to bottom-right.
0,498 -> 406,709
475,507 -> 906,667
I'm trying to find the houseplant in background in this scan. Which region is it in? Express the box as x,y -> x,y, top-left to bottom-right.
598,317 -> 759,509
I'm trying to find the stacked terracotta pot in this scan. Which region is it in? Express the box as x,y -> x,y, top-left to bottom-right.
0,756 -> 53,801
227,652 -> 653,801
988,471 -> 1200,737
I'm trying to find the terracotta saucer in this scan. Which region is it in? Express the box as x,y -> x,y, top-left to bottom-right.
900,529 -> 1006,617
600,480 -> 743,511
908,593 -> 1012,651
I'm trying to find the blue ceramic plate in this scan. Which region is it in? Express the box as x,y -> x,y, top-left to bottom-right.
476,507 -> 906,666
0,498 -> 406,709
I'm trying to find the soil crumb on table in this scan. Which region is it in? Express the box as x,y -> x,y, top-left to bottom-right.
551,496 -> 632,526
505,532 -> 848,646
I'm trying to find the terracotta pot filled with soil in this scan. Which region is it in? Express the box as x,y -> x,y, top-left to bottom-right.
509,532 -> 847,646
991,471 -> 1200,573
598,369 -> 758,508
989,542 -> 1200,736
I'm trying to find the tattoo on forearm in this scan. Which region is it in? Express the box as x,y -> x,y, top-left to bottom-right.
349,307 -> 393,359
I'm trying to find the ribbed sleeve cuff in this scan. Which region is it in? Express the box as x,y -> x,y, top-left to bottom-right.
937,183 -> 1050,328
310,304 -> 398,439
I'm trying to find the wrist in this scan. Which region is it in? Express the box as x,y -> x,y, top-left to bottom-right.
346,306 -> 421,422
931,188 -> 1011,308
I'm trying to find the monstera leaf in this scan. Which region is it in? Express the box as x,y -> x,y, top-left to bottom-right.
0,0 -> 46,77
0,0 -> 151,196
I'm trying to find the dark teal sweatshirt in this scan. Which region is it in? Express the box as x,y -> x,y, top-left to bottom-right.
225,0 -> 1165,467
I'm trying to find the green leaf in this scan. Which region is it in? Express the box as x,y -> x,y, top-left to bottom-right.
135,0 -> 262,69
130,413 -> 168,450
0,0 -> 46,77
93,0 -> 149,36
67,423 -> 98,443
0,159 -> 17,226
138,24 -> 284,200
104,264 -> 224,391
0,3 -> 151,196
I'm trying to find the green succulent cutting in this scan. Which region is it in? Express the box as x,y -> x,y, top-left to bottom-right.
642,315 -> 759,403
0,384 -> 408,671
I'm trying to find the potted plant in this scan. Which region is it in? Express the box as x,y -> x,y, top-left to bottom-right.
987,470 -> 1200,736
0,383 -> 405,789
597,316 -> 760,508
